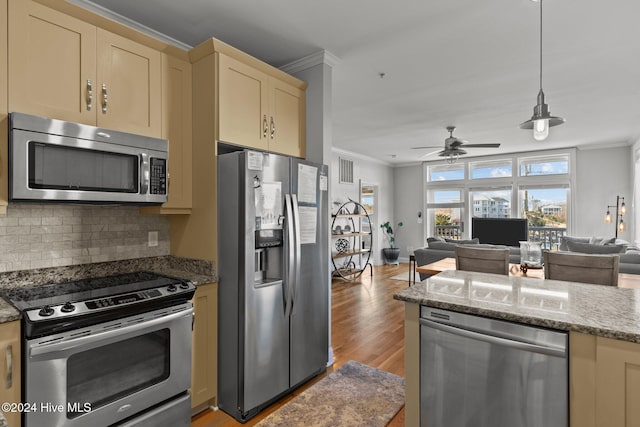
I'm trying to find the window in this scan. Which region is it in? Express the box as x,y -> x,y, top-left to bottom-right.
424,149 -> 575,247
430,189 -> 462,204
427,189 -> 464,240
428,164 -> 464,182
519,155 -> 569,177
470,159 -> 512,180
470,189 -> 512,218
519,186 -> 568,248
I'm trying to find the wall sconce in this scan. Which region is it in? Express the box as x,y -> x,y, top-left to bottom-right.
604,196 -> 625,239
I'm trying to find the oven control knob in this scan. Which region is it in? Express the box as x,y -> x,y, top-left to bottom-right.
39,305 -> 55,317
61,302 -> 76,313
167,285 -> 177,292
180,282 -> 190,289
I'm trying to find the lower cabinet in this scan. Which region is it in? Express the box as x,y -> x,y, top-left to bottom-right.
191,283 -> 217,410
570,332 -> 640,427
0,321 -> 21,427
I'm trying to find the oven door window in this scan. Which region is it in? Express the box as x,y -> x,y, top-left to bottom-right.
29,142 -> 138,193
66,329 -> 170,418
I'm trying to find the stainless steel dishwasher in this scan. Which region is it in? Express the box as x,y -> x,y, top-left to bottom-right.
420,307 -> 568,427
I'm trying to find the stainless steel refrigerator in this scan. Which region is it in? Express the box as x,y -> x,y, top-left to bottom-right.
217,150 -> 329,422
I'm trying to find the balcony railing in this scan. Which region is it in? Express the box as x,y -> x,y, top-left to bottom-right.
435,225 -> 462,240
434,224 -> 567,249
528,226 -> 567,250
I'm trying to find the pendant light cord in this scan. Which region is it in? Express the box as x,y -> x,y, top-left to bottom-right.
539,0 -> 543,91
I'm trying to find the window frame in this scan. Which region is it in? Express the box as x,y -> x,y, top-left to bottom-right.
423,148 -> 576,244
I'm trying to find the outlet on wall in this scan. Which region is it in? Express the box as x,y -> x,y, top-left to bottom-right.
148,231 -> 158,247
407,246 -> 414,254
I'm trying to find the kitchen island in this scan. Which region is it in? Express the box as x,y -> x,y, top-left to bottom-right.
394,270 -> 640,427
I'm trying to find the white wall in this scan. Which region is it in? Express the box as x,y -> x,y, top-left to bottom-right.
393,164 -> 424,259
573,146 -> 632,240
633,141 -> 640,245
331,150 -> 394,265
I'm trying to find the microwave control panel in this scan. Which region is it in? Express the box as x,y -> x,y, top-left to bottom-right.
150,158 -> 167,195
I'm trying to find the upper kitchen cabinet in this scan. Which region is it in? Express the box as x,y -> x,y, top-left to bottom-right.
191,38 -> 306,158
8,0 -> 162,137
141,54 -> 193,214
269,78 -> 306,158
217,54 -> 269,152
95,29 -> 161,137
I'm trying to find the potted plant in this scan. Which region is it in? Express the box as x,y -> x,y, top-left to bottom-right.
380,220 -> 403,265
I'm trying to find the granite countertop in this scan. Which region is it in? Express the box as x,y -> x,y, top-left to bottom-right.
394,270 -> 640,344
0,255 -> 217,324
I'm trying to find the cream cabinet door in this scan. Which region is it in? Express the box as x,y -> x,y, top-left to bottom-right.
96,29 -> 161,137
8,0 -> 96,124
269,77 -> 305,158
1,0 -> 8,215
191,283 -> 217,409
141,54 -> 193,214
0,321 -> 21,427
217,53 -> 269,151
162,55 -> 192,211
595,336 -> 640,427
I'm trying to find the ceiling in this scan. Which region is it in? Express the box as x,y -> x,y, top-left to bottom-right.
79,0 -> 640,165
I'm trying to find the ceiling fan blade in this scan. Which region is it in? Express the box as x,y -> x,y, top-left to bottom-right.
411,145 -> 442,150
460,143 -> 501,148
419,149 -> 445,159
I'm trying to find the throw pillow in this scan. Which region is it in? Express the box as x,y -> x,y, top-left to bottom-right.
566,240 -> 625,254
559,236 -> 590,251
589,236 -> 616,245
427,237 -> 445,244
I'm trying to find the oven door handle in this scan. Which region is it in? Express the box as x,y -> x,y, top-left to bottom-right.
29,307 -> 193,357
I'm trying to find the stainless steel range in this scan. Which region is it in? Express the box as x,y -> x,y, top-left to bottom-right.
3,271 -> 196,427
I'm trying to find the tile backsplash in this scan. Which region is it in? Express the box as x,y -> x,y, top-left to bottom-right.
0,204 -> 170,272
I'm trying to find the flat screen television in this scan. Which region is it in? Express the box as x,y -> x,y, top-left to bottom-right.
471,217 -> 528,247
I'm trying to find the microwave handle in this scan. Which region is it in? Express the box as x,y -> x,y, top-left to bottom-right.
140,153 -> 150,195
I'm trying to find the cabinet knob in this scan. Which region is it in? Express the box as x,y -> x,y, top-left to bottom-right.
86,80 -> 93,111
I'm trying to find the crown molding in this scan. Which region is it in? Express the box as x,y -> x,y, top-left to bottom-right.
68,0 -> 192,51
280,50 -> 340,74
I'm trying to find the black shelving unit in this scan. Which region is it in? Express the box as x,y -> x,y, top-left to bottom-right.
331,201 -> 373,281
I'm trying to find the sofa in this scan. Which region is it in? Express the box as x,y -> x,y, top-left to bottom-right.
414,236 -> 640,280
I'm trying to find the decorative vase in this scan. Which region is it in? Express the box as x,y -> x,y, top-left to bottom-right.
382,247 -> 401,265
519,241 -> 542,266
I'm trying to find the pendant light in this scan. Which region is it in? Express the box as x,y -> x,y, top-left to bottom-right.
520,0 -> 564,140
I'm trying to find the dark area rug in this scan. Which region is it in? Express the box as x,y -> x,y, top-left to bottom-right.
255,360 -> 405,427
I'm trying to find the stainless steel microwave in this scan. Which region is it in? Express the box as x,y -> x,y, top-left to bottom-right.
9,112 -> 168,204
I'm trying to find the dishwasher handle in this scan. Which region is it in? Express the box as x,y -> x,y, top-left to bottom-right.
420,317 -> 567,358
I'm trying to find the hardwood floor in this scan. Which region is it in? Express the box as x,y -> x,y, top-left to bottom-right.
191,263 -> 411,427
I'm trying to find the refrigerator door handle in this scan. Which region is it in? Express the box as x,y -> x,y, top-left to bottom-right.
290,194 -> 301,315
284,194 -> 295,317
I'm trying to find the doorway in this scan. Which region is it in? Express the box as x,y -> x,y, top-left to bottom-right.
360,182 -> 379,264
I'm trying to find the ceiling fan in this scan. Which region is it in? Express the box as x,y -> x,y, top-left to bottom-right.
412,126 -> 501,162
